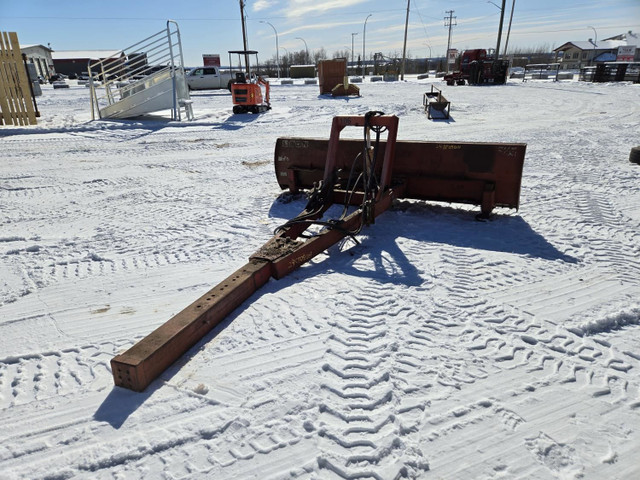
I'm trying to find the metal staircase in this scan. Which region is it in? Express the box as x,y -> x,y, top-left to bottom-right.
89,20 -> 193,121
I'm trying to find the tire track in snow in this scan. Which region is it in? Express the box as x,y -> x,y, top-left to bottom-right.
571,190 -> 640,281
574,190 -> 625,227
0,387 -> 238,479
0,332 -> 321,479
2,178 -> 264,302
411,295 -> 638,479
488,268 -> 635,323
434,245 -> 566,300
467,295 -> 640,406
0,342 -> 122,409
315,280 -> 430,479
585,238 -> 640,285
1,121 -> 275,305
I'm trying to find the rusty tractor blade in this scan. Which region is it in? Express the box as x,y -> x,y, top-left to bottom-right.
274,138 -> 526,217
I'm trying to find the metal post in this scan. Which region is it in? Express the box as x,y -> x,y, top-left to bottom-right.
493,0 -> 506,60
260,21 -> 280,79
363,14 -> 372,77
166,21 -> 178,120
401,0 -> 410,80
503,0 -> 516,58
239,0 -> 250,74
21,53 -> 40,117
444,10 -> 456,74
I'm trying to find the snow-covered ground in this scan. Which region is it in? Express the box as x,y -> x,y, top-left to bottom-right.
1,76 -> 639,479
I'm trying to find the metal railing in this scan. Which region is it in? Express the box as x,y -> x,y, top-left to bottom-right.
580,62 -> 640,83
89,20 -> 192,120
522,63 -> 560,82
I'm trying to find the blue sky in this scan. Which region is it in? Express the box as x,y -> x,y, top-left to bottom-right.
1,0 -> 639,66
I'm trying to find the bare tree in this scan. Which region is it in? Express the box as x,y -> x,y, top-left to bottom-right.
332,49 -> 350,60
313,48 -> 327,64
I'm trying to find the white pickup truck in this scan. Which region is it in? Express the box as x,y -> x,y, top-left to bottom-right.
186,66 -> 234,90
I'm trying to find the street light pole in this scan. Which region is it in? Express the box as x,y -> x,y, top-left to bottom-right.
351,32 -> 358,65
260,21 -> 279,79
363,14 -> 372,77
295,37 -> 309,64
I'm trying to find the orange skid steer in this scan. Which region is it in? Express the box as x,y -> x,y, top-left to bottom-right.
111,112 -> 526,392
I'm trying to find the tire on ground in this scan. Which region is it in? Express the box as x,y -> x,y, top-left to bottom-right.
630,146 -> 640,165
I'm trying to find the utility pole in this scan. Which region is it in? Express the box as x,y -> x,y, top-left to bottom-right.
503,0 -> 516,58
494,0 -> 506,60
444,10 -> 456,74
401,0 -> 410,80
239,0 -> 249,73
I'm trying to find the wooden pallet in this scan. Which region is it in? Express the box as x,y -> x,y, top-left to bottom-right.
0,31 -> 37,126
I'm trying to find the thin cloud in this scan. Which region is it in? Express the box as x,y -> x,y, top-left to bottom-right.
283,0 -> 370,18
279,19 -> 365,36
252,0 -> 276,12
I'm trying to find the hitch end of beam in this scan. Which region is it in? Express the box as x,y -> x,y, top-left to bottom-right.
111,259 -> 272,392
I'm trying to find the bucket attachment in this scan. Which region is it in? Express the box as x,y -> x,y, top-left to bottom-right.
331,76 -> 360,97
319,59 -> 358,96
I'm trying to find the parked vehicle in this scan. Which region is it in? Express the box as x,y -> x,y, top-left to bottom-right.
186,66 -> 234,90
443,49 -> 509,85
228,50 -> 270,114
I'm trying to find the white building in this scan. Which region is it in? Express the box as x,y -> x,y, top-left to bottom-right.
554,31 -> 639,70
21,44 -> 55,80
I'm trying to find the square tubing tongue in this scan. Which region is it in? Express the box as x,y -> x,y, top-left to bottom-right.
111,114 -> 401,392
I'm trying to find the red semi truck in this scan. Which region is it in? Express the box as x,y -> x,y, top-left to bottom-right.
444,49 -> 509,85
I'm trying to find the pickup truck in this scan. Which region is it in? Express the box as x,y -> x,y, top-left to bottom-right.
186,66 -> 234,90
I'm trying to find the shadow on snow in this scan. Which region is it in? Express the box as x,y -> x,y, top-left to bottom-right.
94,194 -> 577,416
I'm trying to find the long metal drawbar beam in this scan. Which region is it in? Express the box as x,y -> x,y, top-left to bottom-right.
112,114 -> 403,391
